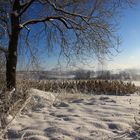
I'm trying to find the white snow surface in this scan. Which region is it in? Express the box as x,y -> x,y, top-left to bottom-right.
7,88 -> 140,140
29,88 -> 56,103
132,81 -> 140,87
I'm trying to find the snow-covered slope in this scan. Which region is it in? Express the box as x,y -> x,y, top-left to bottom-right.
8,89 -> 140,140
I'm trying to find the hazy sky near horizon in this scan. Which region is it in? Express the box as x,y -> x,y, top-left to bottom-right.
40,2 -> 140,71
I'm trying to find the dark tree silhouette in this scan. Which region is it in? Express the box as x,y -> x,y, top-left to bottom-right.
0,0 -> 135,90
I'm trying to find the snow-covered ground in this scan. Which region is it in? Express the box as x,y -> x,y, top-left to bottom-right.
7,89 -> 140,140
131,81 -> 140,87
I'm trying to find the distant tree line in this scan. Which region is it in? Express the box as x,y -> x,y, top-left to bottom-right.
14,69 -> 140,81
74,69 -> 140,80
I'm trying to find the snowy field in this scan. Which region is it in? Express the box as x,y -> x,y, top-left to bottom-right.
131,81 -> 140,87
7,88 -> 140,140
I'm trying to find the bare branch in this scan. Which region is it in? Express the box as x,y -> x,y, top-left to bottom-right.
0,16 -> 11,37
21,16 -> 81,30
19,0 -> 35,17
47,0 -> 89,19
0,45 -> 8,53
8,0 -> 12,5
88,0 -> 101,18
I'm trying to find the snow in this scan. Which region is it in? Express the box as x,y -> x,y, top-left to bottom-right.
29,88 -> 56,103
7,89 -> 140,140
132,81 -> 140,87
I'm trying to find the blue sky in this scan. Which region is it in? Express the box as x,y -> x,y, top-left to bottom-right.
108,3 -> 140,70
32,2 -> 140,71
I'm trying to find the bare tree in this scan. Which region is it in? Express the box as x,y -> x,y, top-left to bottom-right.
0,0 -> 135,90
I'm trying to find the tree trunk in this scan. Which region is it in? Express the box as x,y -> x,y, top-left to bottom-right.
6,0 -> 20,90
